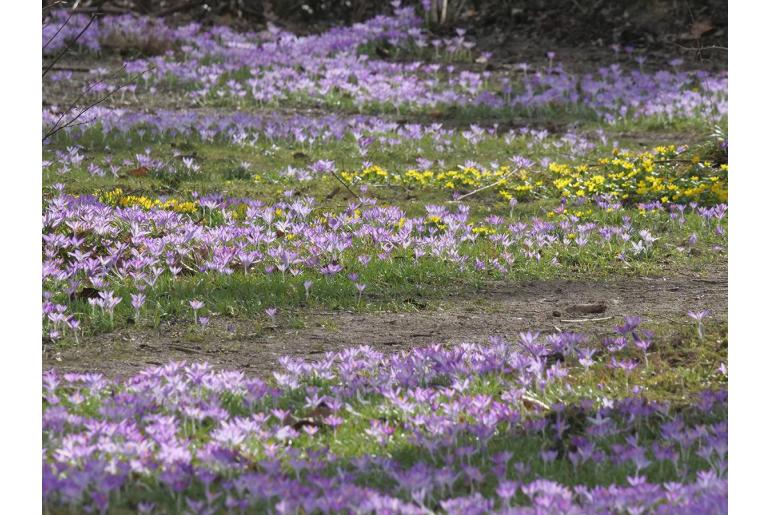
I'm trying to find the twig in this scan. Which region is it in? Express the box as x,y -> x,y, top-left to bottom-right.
43,11 -> 74,51
637,313 -> 689,325
43,66 -> 94,73
683,0 -> 705,61
560,316 -> 614,323
329,171 -> 361,201
42,15 -> 96,78
675,44 -> 728,52
582,149 -> 691,169
71,6 -> 132,15
43,65 -> 155,142
449,168 -> 519,202
521,394 -> 550,411
45,63 -> 128,138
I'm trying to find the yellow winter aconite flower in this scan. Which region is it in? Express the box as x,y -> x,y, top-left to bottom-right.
230,204 -> 248,221
547,149 -> 726,205
317,147 -> 725,205
472,226 -> 497,236
343,163 -> 540,201
98,188 -> 198,214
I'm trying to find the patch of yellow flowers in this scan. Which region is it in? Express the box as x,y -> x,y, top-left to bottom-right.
339,146 -> 727,205
98,188 -> 198,214
550,146 -> 727,204
341,164 -> 541,201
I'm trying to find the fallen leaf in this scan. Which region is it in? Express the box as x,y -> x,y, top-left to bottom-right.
521,395 -> 550,411
290,417 -> 321,431
307,404 -> 332,419
128,166 -> 149,177
71,287 -> 100,302
689,19 -> 714,39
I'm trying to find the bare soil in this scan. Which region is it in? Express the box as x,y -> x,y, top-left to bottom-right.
44,262 -> 726,379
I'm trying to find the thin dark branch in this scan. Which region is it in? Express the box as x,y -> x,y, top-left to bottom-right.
675,43 -> 728,52
46,63 -> 129,136
43,11 -> 73,51
329,170 -> 361,201
72,6 -> 139,15
59,119 -> 94,131
42,15 -> 96,78
43,88 -> 121,143
43,66 -> 94,73
43,65 -> 155,142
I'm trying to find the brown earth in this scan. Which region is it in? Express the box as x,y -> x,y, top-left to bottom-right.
44,262 -> 727,379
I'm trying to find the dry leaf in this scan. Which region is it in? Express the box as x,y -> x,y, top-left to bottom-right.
689,19 -> 714,40
128,166 -> 149,177
521,395 -> 550,411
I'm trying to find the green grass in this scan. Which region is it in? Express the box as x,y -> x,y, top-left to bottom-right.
55,316 -> 726,502
43,118 -> 719,203
43,115 -> 728,343
47,210 -> 725,341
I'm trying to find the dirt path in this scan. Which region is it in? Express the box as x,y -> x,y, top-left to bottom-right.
44,264 -> 727,379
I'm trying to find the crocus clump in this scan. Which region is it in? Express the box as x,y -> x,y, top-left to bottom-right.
43,326 -> 726,513
41,188 -> 726,337
43,5 -> 726,135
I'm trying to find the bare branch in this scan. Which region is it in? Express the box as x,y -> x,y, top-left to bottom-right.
329,170 -> 361,201
46,63 -> 128,137
43,11 -> 74,51
675,43 -> 728,52
449,169 -> 520,202
42,15 -> 96,78
43,65 -> 155,142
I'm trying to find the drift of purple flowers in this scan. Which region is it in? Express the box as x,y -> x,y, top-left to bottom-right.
43,323 -> 726,513
42,187 -> 726,338
43,4 -> 726,134
42,2 -> 728,511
